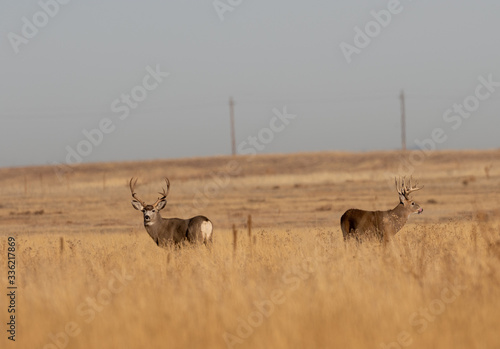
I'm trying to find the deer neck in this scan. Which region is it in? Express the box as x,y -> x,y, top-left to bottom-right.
388,203 -> 410,233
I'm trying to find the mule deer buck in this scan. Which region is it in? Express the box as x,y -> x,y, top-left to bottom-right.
340,177 -> 423,243
130,177 -> 213,247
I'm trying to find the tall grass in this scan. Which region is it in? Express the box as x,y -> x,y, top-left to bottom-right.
2,219 -> 499,349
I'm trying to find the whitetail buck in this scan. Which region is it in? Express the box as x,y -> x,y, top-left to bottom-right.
340,177 -> 423,243
130,177 -> 213,247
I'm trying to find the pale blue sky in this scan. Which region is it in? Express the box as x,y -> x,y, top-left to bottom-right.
1,0 -> 499,167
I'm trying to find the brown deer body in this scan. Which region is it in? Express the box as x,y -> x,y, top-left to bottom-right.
341,177 -> 423,242
130,178 -> 213,247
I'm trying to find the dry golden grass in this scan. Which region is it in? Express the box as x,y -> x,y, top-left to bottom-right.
0,149 -> 499,348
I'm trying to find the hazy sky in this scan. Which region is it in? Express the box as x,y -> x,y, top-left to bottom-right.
1,0 -> 499,168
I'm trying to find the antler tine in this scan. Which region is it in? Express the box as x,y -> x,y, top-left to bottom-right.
164,177 -> 170,197
129,177 -> 147,206
152,177 -> 170,207
395,176 -> 405,196
406,176 -> 423,195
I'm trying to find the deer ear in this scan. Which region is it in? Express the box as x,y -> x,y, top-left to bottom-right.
156,200 -> 167,210
131,200 -> 143,211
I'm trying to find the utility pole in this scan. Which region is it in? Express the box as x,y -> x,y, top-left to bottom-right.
400,89 -> 406,151
229,97 -> 236,156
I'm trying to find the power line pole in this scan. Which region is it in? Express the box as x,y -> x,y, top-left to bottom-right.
400,89 -> 406,151
229,97 -> 236,156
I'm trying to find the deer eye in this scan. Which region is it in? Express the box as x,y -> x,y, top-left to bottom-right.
152,209 -> 156,212
411,202 -> 415,206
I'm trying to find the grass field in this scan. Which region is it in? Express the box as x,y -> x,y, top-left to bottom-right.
1,149 -> 499,349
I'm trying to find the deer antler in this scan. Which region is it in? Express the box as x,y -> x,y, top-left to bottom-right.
129,178 -> 147,207
152,177 -> 170,207
396,176 -> 423,198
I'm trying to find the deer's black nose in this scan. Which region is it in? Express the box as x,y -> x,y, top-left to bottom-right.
144,215 -> 150,220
